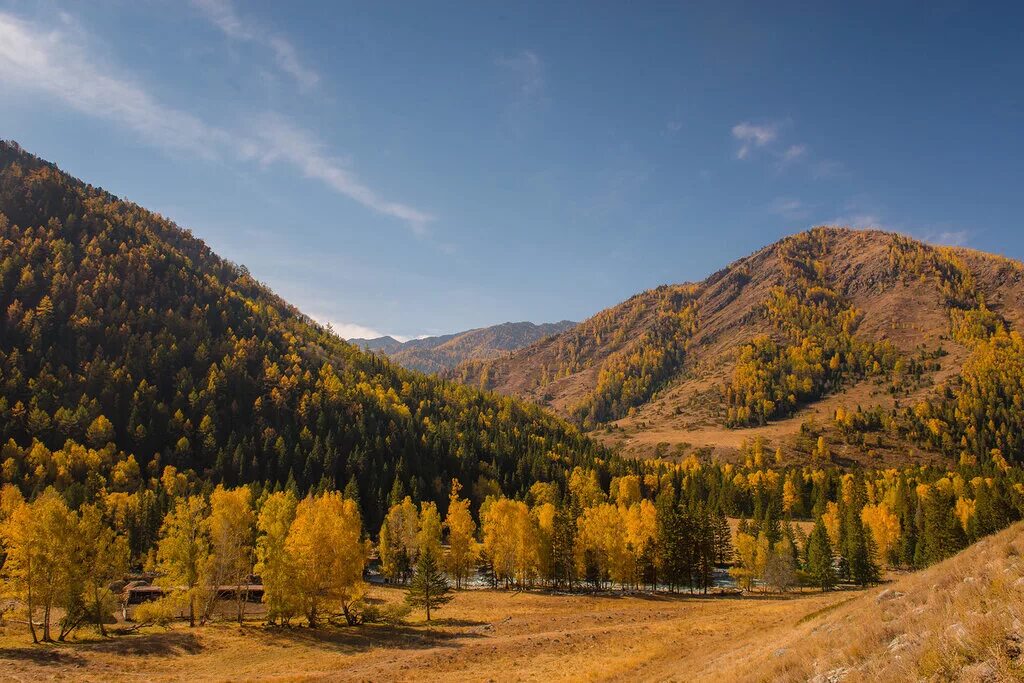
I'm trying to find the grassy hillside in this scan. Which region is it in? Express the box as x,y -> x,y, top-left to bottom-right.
0,141 -> 618,531
353,320 -> 576,374
716,519 -> 1024,682
453,228 -> 1024,466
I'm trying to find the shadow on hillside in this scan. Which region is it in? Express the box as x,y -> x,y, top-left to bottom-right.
248,622 -> 483,654
0,646 -> 87,667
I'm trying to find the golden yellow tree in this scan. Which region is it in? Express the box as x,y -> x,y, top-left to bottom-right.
575,503 -> 628,588
77,503 -> 129,636
623,499 -> 657,588
481,497 -> 538,588
285,492 -> 366,626
533,502 -> 557,584
729,531 -> 770,591
0,491 -> 76,642
379,496 -> 419,584
154,495 -> 210,627
417,500 -> 442,560
861,502 -> 900,567
255,490 -> 299,624
202,486 -> 256,624
444,479 -> 478,589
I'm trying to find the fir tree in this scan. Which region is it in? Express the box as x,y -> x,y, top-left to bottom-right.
806,518 -> 836,591
405,548 -> 453,621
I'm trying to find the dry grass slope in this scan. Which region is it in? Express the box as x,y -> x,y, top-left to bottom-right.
712,519 -> 1024,682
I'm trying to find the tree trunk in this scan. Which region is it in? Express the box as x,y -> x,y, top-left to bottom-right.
95,586 -> 107,637
188,593 -> 196,627
27,581 -> 37,644
237,585 -> 247,626
42,602 -> 52,642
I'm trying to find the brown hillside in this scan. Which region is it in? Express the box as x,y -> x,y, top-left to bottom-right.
451,227 -> 1024,463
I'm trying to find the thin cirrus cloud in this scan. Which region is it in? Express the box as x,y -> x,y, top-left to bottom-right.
496,50 -> 545,99
191,0 -> 319,91
731,122 -> 778,159
0,11 -> 432,232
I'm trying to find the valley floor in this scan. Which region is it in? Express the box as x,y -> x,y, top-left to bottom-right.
0,587 -> 846,682
3,522 -> 1023,683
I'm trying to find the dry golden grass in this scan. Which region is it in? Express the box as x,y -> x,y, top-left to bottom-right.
0,586 -> 844,682
2,522 -> 1021,681
714,520 -> 1024,682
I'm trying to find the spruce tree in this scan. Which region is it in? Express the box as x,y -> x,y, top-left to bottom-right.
806,518 -> 836,591
713,508 -> 733,566
405,548 -> 453,621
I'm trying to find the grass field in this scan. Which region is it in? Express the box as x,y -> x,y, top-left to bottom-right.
0,586 -> 848,682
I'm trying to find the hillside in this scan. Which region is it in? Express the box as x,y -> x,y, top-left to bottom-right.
452,228 -> 1024,465
713,518 -> 1024,682
352,320 -> 576,374
0,141 -> 616,532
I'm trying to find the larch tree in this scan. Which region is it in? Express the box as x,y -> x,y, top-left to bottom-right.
378,496 -> 419,584
575,503 -> 628,588
155,495 -> 210,627
254,489 -> 299,625
202,486 -> 256,624
417,500 -> 443,561
443,479 -> 478,589
77,504 -> 129,636
284,492 -> 366,627
0,491 -> 76,642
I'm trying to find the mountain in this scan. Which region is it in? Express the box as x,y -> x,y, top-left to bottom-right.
349,335 -> 402,352
0,141 -> 616,530
452,227 -> 1024,465
352,321 -> 576,374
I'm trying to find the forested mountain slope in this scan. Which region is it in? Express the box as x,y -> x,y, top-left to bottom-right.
352,320 -> 576,374
0,141 -> 618,530
453,228 -> 1024,466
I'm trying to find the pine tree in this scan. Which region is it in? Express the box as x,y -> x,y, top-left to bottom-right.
713,508 -> 733,566
405,548 -> 453,621
806,518 -> 836,591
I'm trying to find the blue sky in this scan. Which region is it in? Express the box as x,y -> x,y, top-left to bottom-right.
1,1 -> 1022,340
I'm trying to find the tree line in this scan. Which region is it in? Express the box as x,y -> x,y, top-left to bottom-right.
3,455 -> 1022,642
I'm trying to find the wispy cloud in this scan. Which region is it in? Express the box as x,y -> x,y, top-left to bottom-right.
496,50 -> 545,100
780,144 -> 806,164
0,11 -> 431,232
249,115 -> 433,231
191,0 -> 318,91
731,122 -> 777,159
731,121 -> 838,176
915,229 -> 971,247
769,197 -> 811,221
0,12 -> 226,159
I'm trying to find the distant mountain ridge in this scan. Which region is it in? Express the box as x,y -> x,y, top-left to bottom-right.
352,320 -> 576,373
